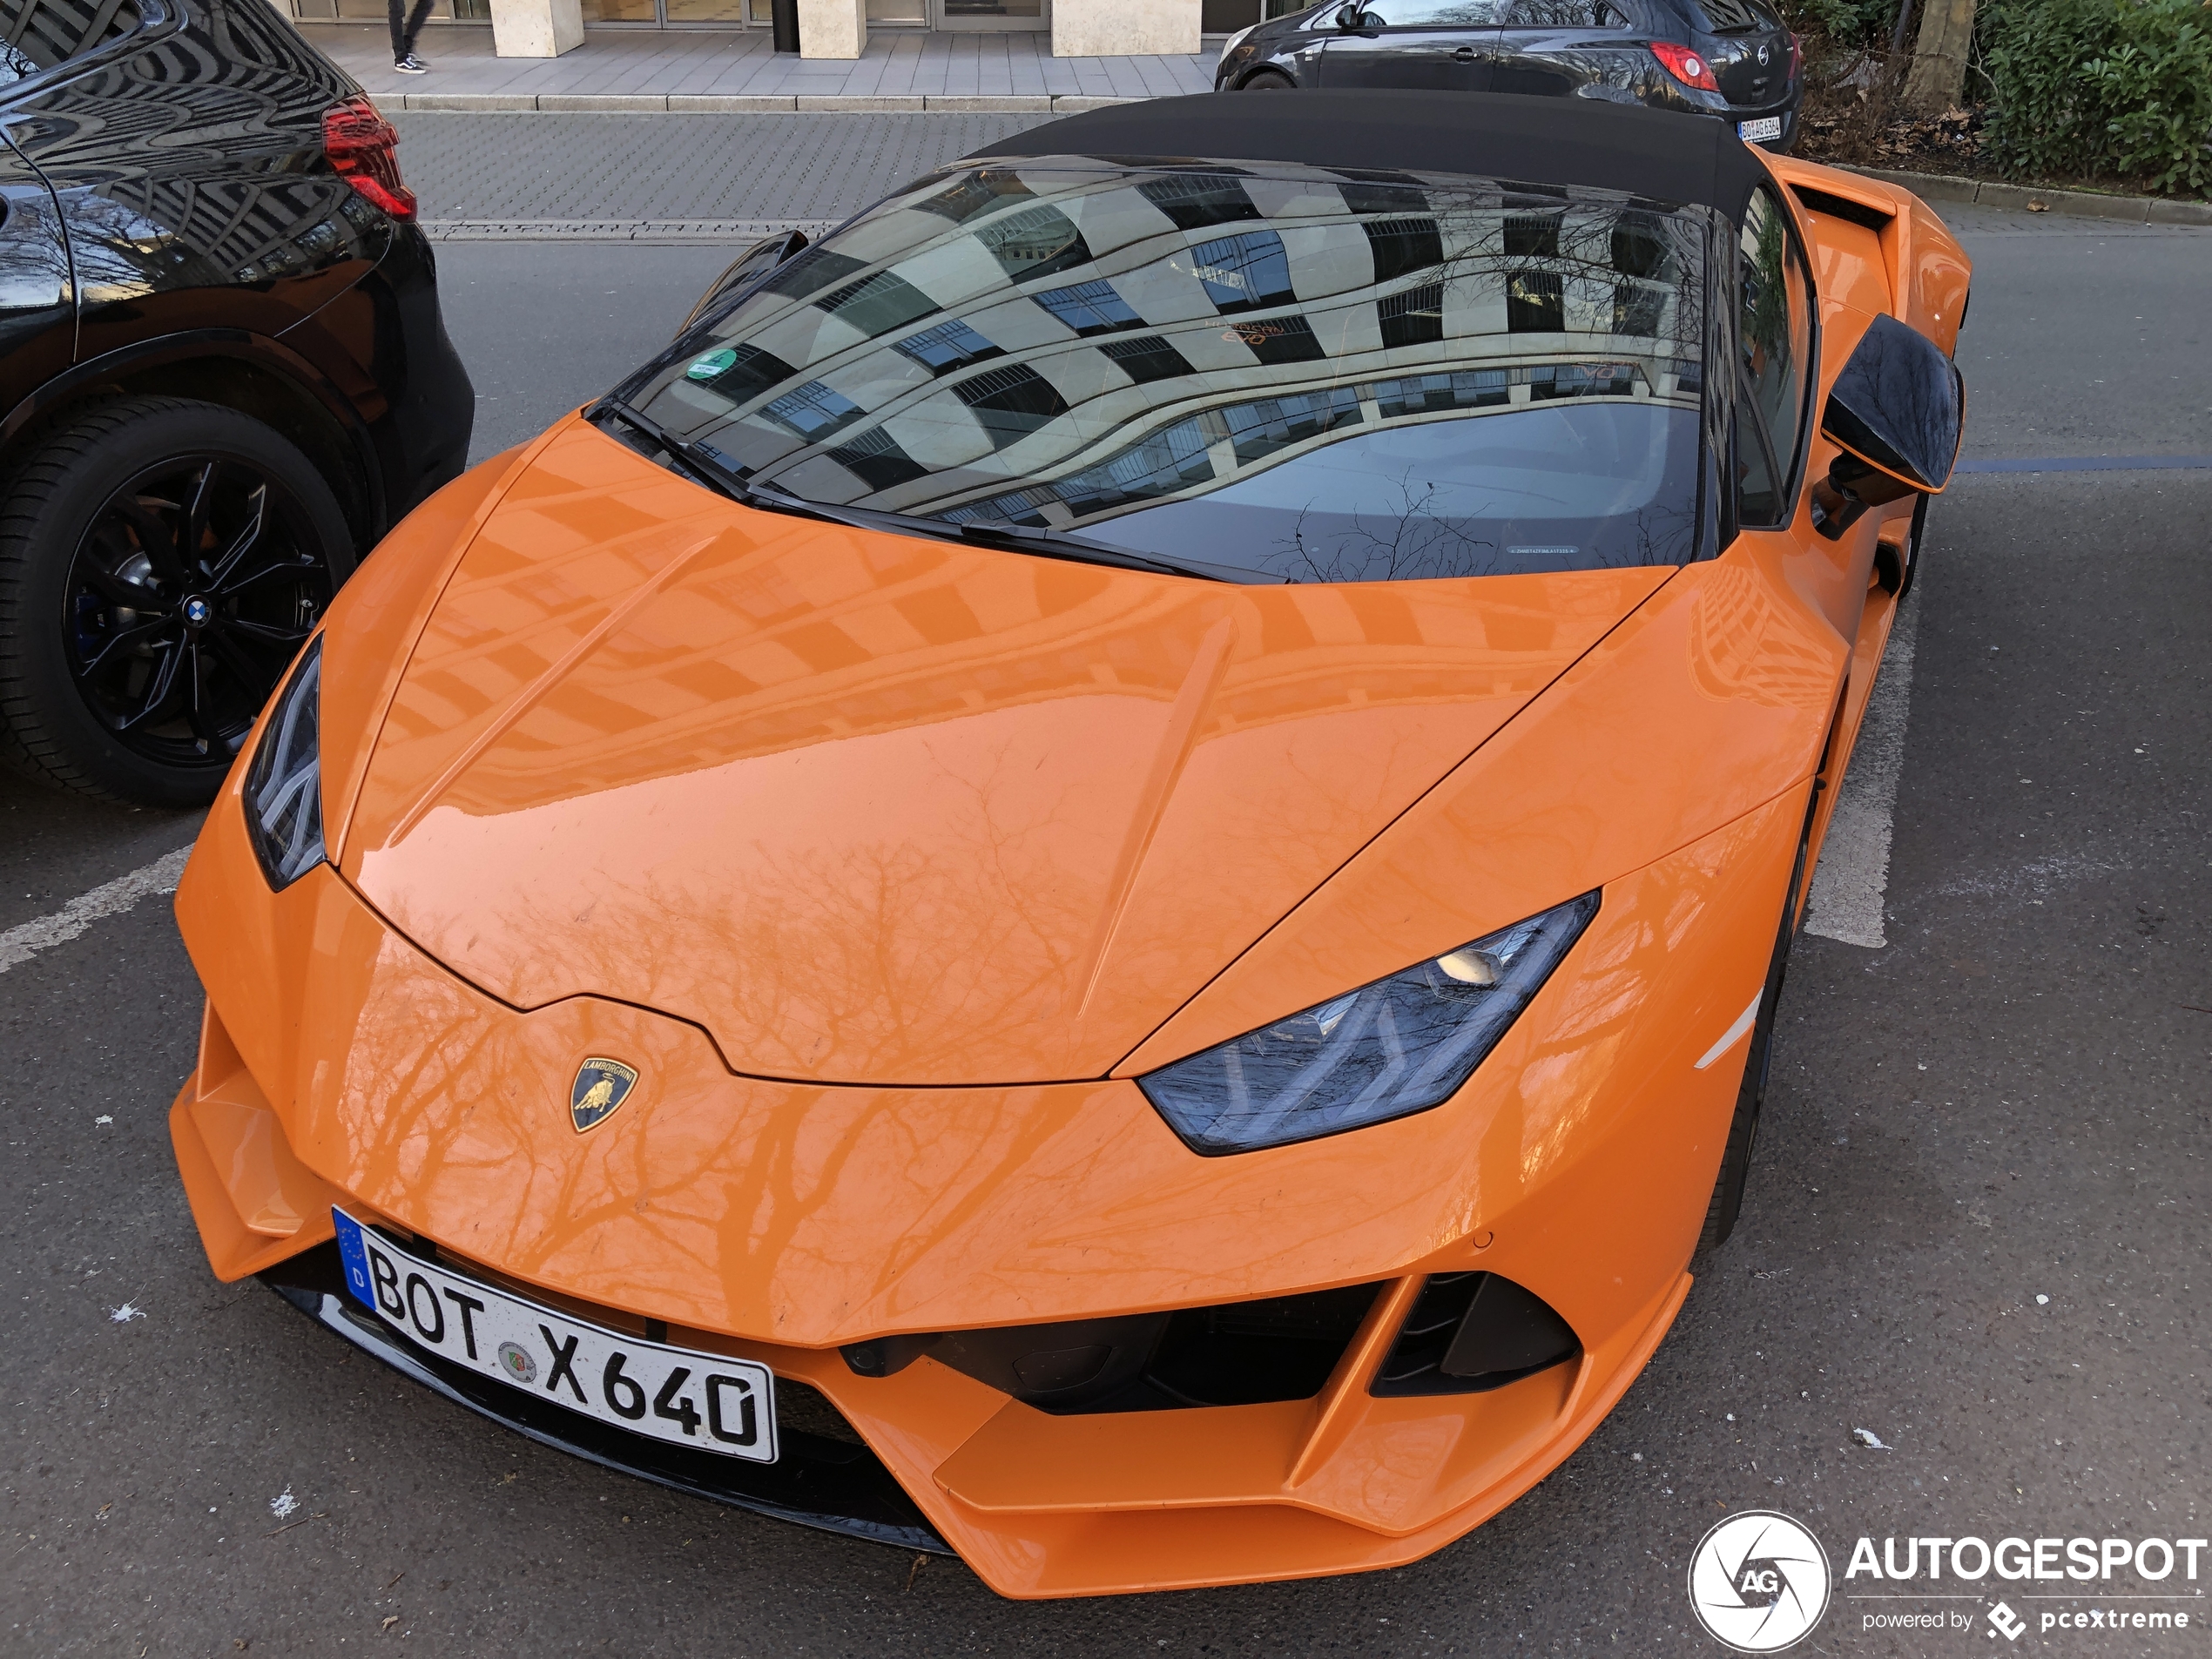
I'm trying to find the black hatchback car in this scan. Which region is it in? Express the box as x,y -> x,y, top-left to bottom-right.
0,0 -> 471,806
1213,0 -> 1802,152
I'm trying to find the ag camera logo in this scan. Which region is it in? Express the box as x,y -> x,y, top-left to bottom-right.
1689,1510 -> 1833,1652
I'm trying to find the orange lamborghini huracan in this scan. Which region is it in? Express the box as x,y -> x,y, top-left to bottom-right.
168,92 -> 1966,1596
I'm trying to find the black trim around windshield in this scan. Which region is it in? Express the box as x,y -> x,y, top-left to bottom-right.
1730,179 -> 1820,532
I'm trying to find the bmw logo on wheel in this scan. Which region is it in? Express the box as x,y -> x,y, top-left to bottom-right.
1687,1510 -> 1831,1652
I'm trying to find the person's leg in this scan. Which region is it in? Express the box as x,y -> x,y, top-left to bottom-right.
395,0 -> 435,61
388,0 -> 408,59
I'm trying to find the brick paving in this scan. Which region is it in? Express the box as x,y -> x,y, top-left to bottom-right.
392,110 -> 1051,233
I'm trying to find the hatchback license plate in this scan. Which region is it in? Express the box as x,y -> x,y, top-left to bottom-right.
333,1209 -> 777,1463
1737,117 -> 1784,143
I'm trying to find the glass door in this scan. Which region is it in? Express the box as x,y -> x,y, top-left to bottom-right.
934,0 -> 1049,30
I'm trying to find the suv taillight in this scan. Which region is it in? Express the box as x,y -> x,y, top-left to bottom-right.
1650,41 -> 1722,93
323,97 -> 415,219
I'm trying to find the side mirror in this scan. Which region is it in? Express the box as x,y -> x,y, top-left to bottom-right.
1810,313 -> 1964,541
672,228 -> 809,341
1335,3 -> 1365,27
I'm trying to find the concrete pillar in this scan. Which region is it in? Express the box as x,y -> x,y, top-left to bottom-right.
491,0 -> 585,57
1054,0 -> 1200,57
799,0 -> 867,57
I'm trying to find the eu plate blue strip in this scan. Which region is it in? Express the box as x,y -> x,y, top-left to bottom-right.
1955,455 -> 2212,474
332,1208 -> 376,1312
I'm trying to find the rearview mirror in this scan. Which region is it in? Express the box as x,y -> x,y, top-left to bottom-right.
673,228 -> 809,341
1810,313 -> 1964,541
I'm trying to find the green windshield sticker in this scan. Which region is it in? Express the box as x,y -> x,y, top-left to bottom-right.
685,347 -> 738,382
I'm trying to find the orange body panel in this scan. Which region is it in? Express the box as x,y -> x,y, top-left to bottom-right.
334,419 -> 1669,1085
167,157 -> 1972,1596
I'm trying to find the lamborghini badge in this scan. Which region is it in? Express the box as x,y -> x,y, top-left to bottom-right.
570,1057 -> 638,1132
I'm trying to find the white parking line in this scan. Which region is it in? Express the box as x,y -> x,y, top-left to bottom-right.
1804,598 -> 1920,949
0,846 -> 193,976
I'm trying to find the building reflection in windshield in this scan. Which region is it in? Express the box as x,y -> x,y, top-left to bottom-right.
644,157 -> 1714,582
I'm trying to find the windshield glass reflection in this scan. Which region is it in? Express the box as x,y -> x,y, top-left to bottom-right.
620,158 -> 1714,583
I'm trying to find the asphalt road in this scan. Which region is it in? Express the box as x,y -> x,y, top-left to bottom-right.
3,133 -> 2208,1654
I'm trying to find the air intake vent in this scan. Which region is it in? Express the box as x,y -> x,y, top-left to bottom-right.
842,1282 -> 1386,1414
1371,1271 -> 1580,1396
1791,186 -> 1894,234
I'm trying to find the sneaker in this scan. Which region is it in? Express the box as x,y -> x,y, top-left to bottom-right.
395,53 -> 428,72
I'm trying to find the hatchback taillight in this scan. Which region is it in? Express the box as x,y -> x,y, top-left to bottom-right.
1650,40 -> 1722,93
323,97 -> 415,219
1787,31 -> 1803,77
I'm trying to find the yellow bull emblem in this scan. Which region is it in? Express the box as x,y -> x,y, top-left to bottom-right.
570,1058 -> 639,1132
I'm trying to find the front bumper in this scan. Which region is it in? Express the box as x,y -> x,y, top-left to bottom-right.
169,741 -> 1804,1595
262,1241 -> 949,1553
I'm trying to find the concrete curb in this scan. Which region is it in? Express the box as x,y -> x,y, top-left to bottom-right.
1838,164 -> 2212,226
389,91 -> 1146,114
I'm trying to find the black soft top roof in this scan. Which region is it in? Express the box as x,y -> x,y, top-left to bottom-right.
968,90 -> 1768,222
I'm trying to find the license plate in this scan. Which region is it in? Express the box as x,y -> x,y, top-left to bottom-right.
1737,117 -> 1783,144
332,1209 -> 777,1463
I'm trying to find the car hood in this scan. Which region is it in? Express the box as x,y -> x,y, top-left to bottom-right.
339,417 -> 1671,1086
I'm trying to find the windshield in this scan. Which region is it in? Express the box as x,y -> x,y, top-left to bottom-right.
610,158 -> 1714,583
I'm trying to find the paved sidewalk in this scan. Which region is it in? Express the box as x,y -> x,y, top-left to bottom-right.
312,24 -> 1217,111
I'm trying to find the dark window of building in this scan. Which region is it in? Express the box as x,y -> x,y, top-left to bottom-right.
1099,335 -> 1197,386
1503,214 -> 1561,258
1227,314 -> 1327,365
914,170 -> 1035,224
1368,371 -> 1509,418
949,418 -> 1215,527
829,428 -> 931,490
1507,270 -> 1564,332
894,319 -> 1004,376
1337,176 -> 1432,217
1528,362 -> 1637,400
975,205 -> 1094,283
1364,217 -> 1445,284
759,248 -> 870,302
953,363 -> 1071,449
1033,279 -> 1144,336
762,381 -> 867,443
1188,231 -> 1296,314
1137,173 -> 1261,233
1224,388 -> 1365,466
815,270 -> 941,339
1379,283 -> 1446,348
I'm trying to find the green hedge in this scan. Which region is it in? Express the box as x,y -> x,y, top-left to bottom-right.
1981,0 -> 2212,194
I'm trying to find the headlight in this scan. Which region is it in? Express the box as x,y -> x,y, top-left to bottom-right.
1138,891 -> 1601,1155
1219,23 -> 1258,57
243,638 -> 326,891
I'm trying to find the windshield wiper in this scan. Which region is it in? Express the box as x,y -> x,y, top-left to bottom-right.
592,397 -> 1244,583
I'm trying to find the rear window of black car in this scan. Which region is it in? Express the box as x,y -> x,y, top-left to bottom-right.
617,158 -> 1716,584
2,0 -> 142,88
1670,0 -> 1777,31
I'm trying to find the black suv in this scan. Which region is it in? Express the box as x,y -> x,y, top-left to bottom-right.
1214,0 -> 1802,152
0,0 -> 471,806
